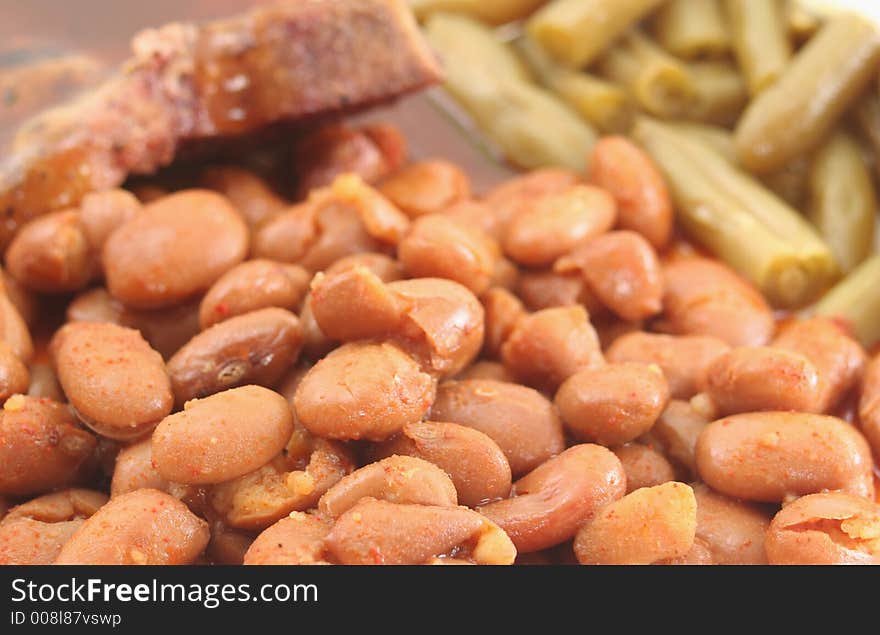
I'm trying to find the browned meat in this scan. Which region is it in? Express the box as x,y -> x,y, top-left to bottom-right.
0,0 -> 441,248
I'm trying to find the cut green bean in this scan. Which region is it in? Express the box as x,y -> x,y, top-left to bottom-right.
813,255 -> 880,348
596,30 -> 697,119
654,0 -> 730,59
725,0 -> 792,96
808,130 -> 877,274
527,0 -> 665,68
634,117 -> 837,308
735,13 -> 880,174
687,60 -> 748,126
514,37 -> 635,133
669,121 -> 736,163
410,0 -> 547,25
761,156 -> 811,210
785,0 -> 822,43
853,91 -> 880,178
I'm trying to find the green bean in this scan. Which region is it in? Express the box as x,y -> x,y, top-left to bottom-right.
514,37 -> 635,133
734,13 -> 880,174
808,130 -> 876,274
596,30 -> 698,119
785,0 -> 822,43
813,255 -> 880,348
853,91 -> 880,178
668,122 -> 736,164
687,60 -> 748,126
527,0 -> 665,68
410,0 -> 547,25
425,13 -> 598,171
634,117 -> 836,308
725,0 -> 792,96
653,0 -> 729,59
761,156 -> 811,210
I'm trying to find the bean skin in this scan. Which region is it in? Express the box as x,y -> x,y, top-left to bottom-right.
152,386 -> 294,485
243,512 -> 332,565
692,483 -> 770,565
55,489 -> 210,565
765,492 -> 880,565
110,439 -> 169,498
695,412 -> 875,503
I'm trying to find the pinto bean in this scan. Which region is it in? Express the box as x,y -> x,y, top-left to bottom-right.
555,231 -> 663,322
243,512 -> 332,565
324,498 -> 516,565
574,482 -> 696,565
374,421 -> 512,508
50,321 -> 172,440
0,287 -> 33,363
318,455 -> 457,517
110,439 -> 169,497
483,168 -> 582,237
651,400 -> 711,478
431,379 -> 565,476
661,257 -> 775,347
765,492 -> 880,565
55,489 -> 209,565
293,342 -> 435,441
502,185 -> 616,267
103,190 -> 249,309
501,306 -> 604,392
455,361 -> 516,383
152,386 -> 294,485
398,214 -> 498,295
704,347 -> 824,415
692,483 -> 770,565
695,412 -> 875,502
481,287 -> 526,359
379,159 -> 471,218
199,166 -> 288,229
859,353 -> 880,460
78,189 -> 142,256
556,363 -> 669,446
589,136 -> 673,250
0,341 -> 29,402
479,444 -> 627,553
613,444 -> 676,493
0,395 -> 96,497
324,251 -> 404,282
167,308 -> 303,405
606,332 -> 730,399
0,489 -> 107,565
199,260 -> 310,329
772,317 -> 866,413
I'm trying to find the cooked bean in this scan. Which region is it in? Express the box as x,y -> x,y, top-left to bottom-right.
252,175 -> 409,272
0,341 -> 29,402
455,361 -> 516,383
431,379 -> 565,476
574,482 -> 696,565
0,396 -> 96,497
110,439 -> 169,497
589,136 -> 673,250
167,308 -> 303,405
556,363 -> 669,447
0,489 -> 107,565
50,321 -> 172,440
556,231 -> 663,322
243,512 -> 332,565
55,489 -> 209,565
27,363 -> 63,402
515,270 -> 596,313
374,421 -> 512,508
206,522 -> 255,565
324,251 -> 404,282
858,353 -> 880,461
152,386 -> 294,485
695,412 -> 875,502
502,185 -> 616,267
654,0 -> 729,59
398,214 -> 497,295
294,342 -> 435,441
651,400 -> 710,478
1,269 -> 38,328
379,160 -> 471,218
661,257 -> 775,347
103,190 -> 249,309
479,444 -> 626,553
207,425 -> 354,530
705,347 -> 823,415
325,498 -> 516,565
765,492 -> 880,565
0,286 -> 34,363
725,0 -> 792,96
78,189 -> 142,256
199,260 -> 310,329
501,306 -> 604,391
613,444 -> 676,493
6,210 -> 95,293
773,317 -> 866,414
606,332 -> 730,399
318,455 -> 457,518
692,483 -> 770,565
199,166 -> 288,229
483,168 -> 581,234
481,287 -> 526,359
